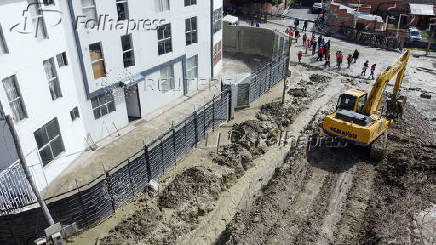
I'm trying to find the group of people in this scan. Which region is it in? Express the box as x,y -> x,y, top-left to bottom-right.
294,37 -> 377,79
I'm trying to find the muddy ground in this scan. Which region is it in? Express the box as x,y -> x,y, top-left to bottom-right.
71,46 -> 436,244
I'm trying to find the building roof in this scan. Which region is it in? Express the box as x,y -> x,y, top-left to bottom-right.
331,2 -> 384,23
409,4 -> 435,16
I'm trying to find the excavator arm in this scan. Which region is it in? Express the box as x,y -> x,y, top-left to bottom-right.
361,49 -> 411,116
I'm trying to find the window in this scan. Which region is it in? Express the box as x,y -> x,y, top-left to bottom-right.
160,64 -> 174,93
186,55 -> 198,79
121,34 -> 135,67
185,17 -> 197,46
43,0 -> 54,6
34,118 -> 65,166
27,0 -> 49,39
155,0 -> 170,12
2,75 -> 27,121
184,0 -> 196,6
70,107 -> 80,121
81,0 -> 98,20
56,52 -> 68,67
157,24 -> 172,55
0,23 -> 8,54
213,41 -> 222,66
43,58 -> 62,100
213,8 -> 222,34
89,42 -> 106,79
116,0 -> 129,20
91,93 -> 116,119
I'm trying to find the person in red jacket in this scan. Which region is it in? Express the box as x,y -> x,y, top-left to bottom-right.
317,45 -> 324,61
370,64 -> 377,79
347,54 -> 353,68
336,51 -> 343,69
298,50 -> 303,64
324,51 -> 331,68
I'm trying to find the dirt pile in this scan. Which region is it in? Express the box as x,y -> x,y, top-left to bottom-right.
158,167 -> 221,209
362,104 -> 436,244
309,74 -> 330,84
101,166 -> 223,245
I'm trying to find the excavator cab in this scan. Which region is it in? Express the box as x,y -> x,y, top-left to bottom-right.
336,89 -> 368,113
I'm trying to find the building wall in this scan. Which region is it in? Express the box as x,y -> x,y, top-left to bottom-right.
0,1 -> 88,189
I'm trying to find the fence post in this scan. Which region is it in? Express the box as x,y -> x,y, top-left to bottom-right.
194,110 -> 198,147
127,159 -> 134,193
160,140 -> 165,175
103,166 -> 116,213
203,104 -> 206,138
171,122 -> 176,165
144,145 -> 152,182
227,89 -> 232,121
75,179 -> 88,228
212,95 -> 216,131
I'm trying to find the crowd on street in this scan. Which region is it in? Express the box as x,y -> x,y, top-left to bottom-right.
286,19 -> 377,79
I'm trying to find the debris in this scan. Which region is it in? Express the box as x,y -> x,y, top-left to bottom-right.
420,93 -> 432,99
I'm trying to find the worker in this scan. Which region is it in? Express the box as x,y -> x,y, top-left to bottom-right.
347,54 -> 353,68
302,33 -> 307,45
361,60 -> 369,76
298,50 -> 303,64
305,39 -> 310,54
251,18 -> 255,26
370,64 -> 377,79
353,49 -> 360,63
290,28 -> 295,39
295,30 -> 300,43
318,35 -> 323,47
303,20 -> 308,31
294,18 -> 300,29
324,50 -> 331,68
325,40 -> 331,51
312,40 -> 317,55
336,51 -> 343,69
317,45 -> 324,61
285,28 -> 290,35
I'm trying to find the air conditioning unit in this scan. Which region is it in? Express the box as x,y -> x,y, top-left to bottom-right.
34,238 -> 47,245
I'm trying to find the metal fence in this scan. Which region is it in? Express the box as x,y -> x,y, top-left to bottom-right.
0,55 -> 288,245
0,161 -> 36,212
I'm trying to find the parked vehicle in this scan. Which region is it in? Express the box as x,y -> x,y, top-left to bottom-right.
312,3 -> 323,14
408,27 -> 422,41
223,15 -> 239,26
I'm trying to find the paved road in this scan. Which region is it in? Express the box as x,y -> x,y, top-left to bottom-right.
284,8 -> 319,32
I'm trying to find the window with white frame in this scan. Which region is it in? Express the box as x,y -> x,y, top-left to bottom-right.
155,0 -> 170,12
70,107 -> 80,121
91,93 -> 116,119
213,8 -> 222,34
121,34 -> 135,67
2,75 -> 27,121
185,17 -> 197,46
157,24 -> 172,55
34,118 -> 65,166
27,0 -> 49,39
56,52 -> 68,67
43,58 -> 62,100
160,64 -> 174,93
186,55 -> 198,79
116,0 -> 129,20
184,0 -> 196,6
0,23 -> 8,54
89,42 -> 106,79
42,0 -> 54,6
81,0 -> 98,20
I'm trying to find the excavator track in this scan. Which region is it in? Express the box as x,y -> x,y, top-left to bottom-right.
370,132 -> 387,161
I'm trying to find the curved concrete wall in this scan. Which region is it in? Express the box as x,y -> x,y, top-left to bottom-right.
223,25 -> 276,58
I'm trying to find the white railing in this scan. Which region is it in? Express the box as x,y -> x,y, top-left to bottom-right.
0,160 -> 37,214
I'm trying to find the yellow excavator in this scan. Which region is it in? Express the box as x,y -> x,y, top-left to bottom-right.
322,49 -> 410,160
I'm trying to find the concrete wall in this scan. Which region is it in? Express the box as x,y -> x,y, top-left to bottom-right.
0,120 -> 18,172
223,25 -> 275,58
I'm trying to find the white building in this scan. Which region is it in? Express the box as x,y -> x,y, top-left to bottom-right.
0,0 -> 223,190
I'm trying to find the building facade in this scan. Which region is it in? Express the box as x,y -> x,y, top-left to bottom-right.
0,0 -> 223,190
